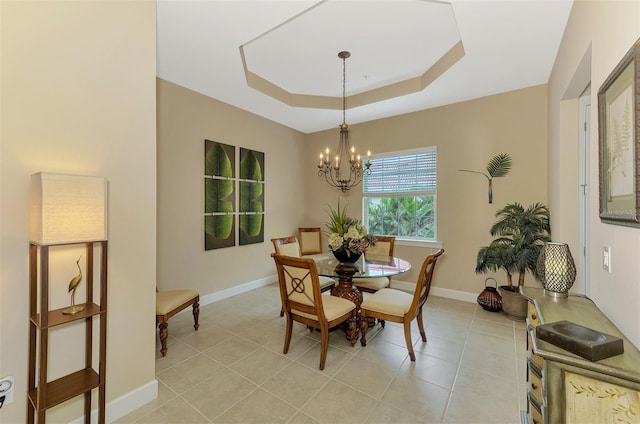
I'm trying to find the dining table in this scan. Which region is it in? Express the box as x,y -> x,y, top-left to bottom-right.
314,254 -> 412,345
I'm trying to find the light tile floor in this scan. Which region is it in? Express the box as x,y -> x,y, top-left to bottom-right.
116,284 -> 528,424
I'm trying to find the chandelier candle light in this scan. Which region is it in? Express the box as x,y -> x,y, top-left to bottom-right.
318,51 -> 371,192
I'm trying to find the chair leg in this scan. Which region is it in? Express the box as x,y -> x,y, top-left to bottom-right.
404,320 -> 415,361
319,325 -> 329,370
283,315 -> 293,354
417,307 -> 427,342
192,301 -> 200,331
159,322 -> 168,357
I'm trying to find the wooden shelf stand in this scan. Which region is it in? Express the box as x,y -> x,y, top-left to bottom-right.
27,241 -> 108,424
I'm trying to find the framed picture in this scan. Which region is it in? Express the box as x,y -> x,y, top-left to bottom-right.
238,148 -> 265,245
204,140 -> 236,250
598,38 -> 640,227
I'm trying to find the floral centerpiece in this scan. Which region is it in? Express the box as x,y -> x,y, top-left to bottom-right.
325,202 -> 375,263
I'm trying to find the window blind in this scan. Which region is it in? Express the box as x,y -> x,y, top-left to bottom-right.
363,149 -> 437,193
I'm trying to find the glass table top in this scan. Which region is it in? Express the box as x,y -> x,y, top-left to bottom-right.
315,254 -> 411,279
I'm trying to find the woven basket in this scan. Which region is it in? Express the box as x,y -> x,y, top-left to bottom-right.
477,278 -> 502,312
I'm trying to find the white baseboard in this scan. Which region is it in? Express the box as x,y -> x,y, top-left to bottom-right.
198,275 -> 277,308
429,286 -> 478,303
69,379 -> 157,424
197,275 -> 478,306
391,278 -> 477,303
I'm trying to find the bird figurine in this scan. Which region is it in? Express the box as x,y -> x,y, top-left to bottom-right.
62,255 -> 85,315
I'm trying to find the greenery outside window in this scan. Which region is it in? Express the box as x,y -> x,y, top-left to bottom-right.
363,147 -> 436,240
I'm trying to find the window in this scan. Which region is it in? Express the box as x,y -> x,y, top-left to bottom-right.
363,147 -> 436,240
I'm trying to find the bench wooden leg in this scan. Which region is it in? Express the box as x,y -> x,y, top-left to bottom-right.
159,322 -> 168,357
192,301 -> 200,331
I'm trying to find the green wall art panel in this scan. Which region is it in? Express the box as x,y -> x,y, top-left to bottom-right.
205,140 -> 235,178
239,148 -> 265,245
204,215 -> 235,250
204,140 -> 236,250
239,148 -> 264,181
239,213 -> 264,245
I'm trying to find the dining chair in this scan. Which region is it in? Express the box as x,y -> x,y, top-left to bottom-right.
271,236 -> 335,293
359,248 -> 444,361
352,235 -> 396,293
298,227 -> 330,261
273,254 -> 356,370
156,288 -> 200,356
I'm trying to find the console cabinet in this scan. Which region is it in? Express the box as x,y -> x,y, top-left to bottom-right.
521,287 -> 640,424
27,241 -> 107,424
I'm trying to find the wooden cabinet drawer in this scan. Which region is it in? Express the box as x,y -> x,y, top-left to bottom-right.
528,332 -> 544,369
528,302 -> 541,327
529,400 -> 544,424
529,369 -> 543,404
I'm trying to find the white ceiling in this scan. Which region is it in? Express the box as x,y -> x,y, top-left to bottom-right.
157,0 -> 573,134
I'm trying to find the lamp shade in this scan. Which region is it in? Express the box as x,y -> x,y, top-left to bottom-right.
30,173 -> 107,245
535,242 -> 576,297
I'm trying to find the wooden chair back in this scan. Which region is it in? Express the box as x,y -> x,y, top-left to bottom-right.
353,236 -> 396,293
408,248 -> 444,319
271,236 -> 301,257
298,227 -> 323,255
366,235 -> 396,257
274,254 -> 326,322
271,236 -> 334,303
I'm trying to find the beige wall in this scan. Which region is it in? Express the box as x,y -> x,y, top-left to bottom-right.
304,85 -> 548,293
156,79 -> 308,294
0,2 -> 157,423
548,0 -> 640,347
156,81 -> 549,307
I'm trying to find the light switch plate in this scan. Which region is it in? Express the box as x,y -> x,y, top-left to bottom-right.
602,246 -> 611,273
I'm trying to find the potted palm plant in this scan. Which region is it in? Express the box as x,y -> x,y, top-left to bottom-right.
475,202 -> 551,320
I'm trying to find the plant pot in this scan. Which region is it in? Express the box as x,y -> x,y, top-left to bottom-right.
331,248 -> 361,264
498,285 -> 527,321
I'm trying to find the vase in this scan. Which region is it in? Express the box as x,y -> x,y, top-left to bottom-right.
331,248 -> 361,264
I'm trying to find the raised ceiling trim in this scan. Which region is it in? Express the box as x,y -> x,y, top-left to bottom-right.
240,40 -> 465,110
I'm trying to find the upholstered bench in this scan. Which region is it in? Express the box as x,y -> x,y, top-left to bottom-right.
156,289 -> 199,356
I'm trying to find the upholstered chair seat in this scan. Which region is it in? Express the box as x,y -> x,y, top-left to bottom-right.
291,295 -> 355,321
360,288 -> 413,316
351,277 -> 390,292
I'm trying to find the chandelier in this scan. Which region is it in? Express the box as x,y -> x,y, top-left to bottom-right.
317,51 -> 371,192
